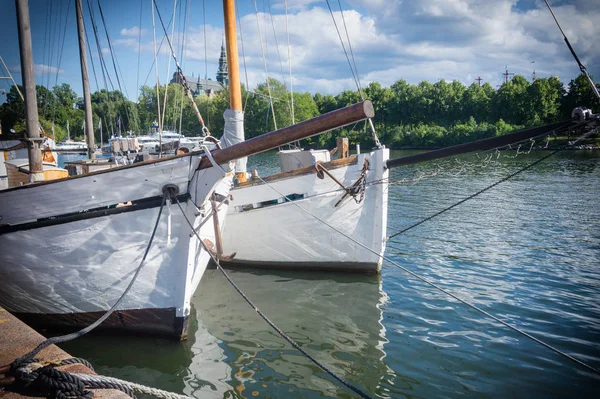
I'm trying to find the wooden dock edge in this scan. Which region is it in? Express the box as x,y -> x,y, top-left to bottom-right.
0,307 -> 130,399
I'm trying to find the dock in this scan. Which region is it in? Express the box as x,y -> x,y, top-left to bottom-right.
0,307 -> 129,399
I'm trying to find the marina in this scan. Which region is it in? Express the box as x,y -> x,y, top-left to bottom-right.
1,0 -> 599,398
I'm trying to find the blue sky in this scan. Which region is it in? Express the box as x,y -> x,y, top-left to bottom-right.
0,0 -> 598,102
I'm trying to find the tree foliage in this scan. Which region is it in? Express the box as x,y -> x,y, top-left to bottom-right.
1,72 -> 596,148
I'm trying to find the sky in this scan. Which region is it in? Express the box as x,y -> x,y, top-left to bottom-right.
0,0 -> 598,103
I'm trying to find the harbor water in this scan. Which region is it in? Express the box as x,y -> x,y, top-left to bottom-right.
60,149 -> 600,398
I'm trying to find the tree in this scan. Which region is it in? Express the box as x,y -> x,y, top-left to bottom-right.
0,85 -> 25,131
313,93 -> 338,115
492,75 -> 530,125
53,83 -> 77,109
527,77 -> 562,124
364,81 -> 393,134
462,82 -> 491,122
562,72 -> 600,116
388,79 -> 421,126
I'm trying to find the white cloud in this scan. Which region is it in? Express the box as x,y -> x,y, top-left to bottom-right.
115,1 -> 600,95
33,64 -> 64,76
120,26 -> 147,37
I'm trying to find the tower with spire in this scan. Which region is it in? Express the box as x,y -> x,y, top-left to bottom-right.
216,38 -> 228,86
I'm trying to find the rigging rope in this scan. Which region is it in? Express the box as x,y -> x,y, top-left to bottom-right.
50,0 -> 72,130
135,0 -> 143,133
160,0 -> 178,133
236,3 -> 251,113
96,0 -> 129,100
267,0 -> 293,120
96,0 -> 132,132
202,0 -> 210,129
152,0 -> 210,136
253,0 -> 278,130
87,0 -> 117,135
151,0 -> 163,148
543,0 -> 600,102
386,150 -> 558,240
252,133 -> 600,377
173,197 -> 373,399
283,0 -> 295,125
324,0 -> 380,146
324,0 -> 361,98
176,0 -> 190,134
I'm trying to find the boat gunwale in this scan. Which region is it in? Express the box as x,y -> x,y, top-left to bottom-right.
0,150 -> 204,193
235,155 -> 358,188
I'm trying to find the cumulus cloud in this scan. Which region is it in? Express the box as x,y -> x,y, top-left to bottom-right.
115,1 -> 599,94
33,64 -> 64,76
120,26 -> 147,37
341,0 -> 599,88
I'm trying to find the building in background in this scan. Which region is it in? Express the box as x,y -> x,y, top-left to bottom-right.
216,39 -> 228,86
170,41 -> 228,97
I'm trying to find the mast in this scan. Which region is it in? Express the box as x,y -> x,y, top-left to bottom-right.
75,0 -> 95,159
223,1 -> 242,112
15,0 -> 43,182
222,0 -> 246,182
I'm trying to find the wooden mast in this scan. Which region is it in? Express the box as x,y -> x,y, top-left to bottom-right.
15,0 -> 43,182
222,0 -> 246,182
75,0 -> 95,159
223,0 -> 242,112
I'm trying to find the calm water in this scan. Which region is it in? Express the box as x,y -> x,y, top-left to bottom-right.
61,149 -> 600,398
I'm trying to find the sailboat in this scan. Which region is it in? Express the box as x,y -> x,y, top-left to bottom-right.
219,5 -> 598,274
221,146 -> 389,273
219,6 -> 389,273
0,0 -> 374,338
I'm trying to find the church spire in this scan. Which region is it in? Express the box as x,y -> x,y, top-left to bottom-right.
216,36 -> 228,86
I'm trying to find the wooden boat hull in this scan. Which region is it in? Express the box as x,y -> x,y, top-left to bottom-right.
0,154 -> 232,338
221,148 -> 389,273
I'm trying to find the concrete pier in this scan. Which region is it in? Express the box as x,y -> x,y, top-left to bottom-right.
0,307 -> 129,399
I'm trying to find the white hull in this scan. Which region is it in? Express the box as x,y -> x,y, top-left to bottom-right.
221,148 -> 389,273
0,154 -> 232,338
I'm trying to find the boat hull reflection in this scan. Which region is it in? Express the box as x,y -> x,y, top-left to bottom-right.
191,269 -> 389,397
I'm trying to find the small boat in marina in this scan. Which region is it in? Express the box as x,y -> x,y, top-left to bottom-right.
222,146 -> 389,273
54,139 -> 88,154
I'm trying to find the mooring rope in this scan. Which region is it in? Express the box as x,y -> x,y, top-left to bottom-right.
73,373 -> 192,399
173,197 -> 373,399
253,150 -> 600,377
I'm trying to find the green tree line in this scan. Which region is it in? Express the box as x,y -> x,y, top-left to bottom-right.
1,72 -> 597,148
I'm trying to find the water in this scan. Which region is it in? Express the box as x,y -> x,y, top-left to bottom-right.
61,150 -> 600,398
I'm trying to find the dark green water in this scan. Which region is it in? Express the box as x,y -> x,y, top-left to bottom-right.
61,150 -> 600,398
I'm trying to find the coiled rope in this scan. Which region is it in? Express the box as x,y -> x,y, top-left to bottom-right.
253,145 -> 600,377
72,374 -> 191,399
173,197 -> 373,399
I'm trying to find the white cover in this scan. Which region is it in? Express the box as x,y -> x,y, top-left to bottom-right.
222,148 -> 389,272
0,155 -> 233,324
220,109 -> 247,175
